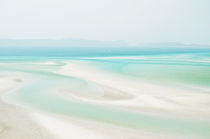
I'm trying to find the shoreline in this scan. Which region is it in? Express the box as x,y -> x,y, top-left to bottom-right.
0,73 -> 55,139
0,73 -> 177,139
55,61 -> 210,119
1,60 -> 210,139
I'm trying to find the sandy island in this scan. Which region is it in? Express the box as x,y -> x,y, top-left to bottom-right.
1,61 -> 210,139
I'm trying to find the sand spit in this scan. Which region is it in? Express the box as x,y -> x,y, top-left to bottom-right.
0,74 -> 55,139
0,74 -> 180,139
34,112 -> 200,139
56,61 -> 210,119
1,60 -> 210,139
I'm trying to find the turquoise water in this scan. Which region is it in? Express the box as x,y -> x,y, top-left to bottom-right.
1,50 -> 210,138
1,62 -> 210,138
88,53 -> 210,87
0,46 -> 210,57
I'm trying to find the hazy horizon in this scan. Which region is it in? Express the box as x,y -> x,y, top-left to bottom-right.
1,0 -> 210,45
0,38 -> 210,48
1,1 -> 210,139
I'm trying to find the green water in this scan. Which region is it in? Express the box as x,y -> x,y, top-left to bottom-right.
89,54 -> 210,87
1,53 -> 210,138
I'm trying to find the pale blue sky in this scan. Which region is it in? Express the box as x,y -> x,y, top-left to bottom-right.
0,0 -> 209,44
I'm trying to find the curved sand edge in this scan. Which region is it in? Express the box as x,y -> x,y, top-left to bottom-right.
55,61 -> 210,119
1,61 -> 210,139
0,74 -> 55,139
0,73 -> 185,139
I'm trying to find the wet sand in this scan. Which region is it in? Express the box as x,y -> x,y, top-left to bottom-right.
56,61 -> 210,119
1,60 -> 210,139
0,74 -> 55,139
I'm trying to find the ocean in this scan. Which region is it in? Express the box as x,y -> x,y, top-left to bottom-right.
1,47 -> 210,138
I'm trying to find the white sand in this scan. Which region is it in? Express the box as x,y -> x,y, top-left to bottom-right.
1,61 -> 210,139
0,73 -> 55,139
34,113 -> 103,139
55,61 -> 210,119
33,112 -> 195,139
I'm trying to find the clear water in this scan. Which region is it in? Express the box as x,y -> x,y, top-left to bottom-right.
1,48 -> 210,138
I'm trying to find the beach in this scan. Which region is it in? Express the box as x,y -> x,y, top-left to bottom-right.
0,54 -> 210,139
0,73 -> 55,139
1,0 -> 210,138
56,61 -> 210,118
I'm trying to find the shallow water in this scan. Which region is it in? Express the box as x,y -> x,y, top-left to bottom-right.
1,51 -> 210,138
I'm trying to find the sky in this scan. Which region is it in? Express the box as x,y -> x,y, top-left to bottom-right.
0,0 -> 209,45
